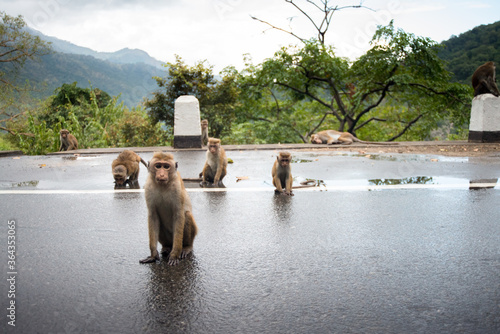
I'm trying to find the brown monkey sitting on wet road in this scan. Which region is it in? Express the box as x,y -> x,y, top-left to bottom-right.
272,151 -> 294,196
201,138 -> 228,186
111,150 -> 148,187
140,152 -> 198,265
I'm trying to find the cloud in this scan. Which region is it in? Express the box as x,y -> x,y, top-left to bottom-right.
3,0 -> 500,73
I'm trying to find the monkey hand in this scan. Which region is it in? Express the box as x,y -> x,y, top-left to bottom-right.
139,255 -> 159,264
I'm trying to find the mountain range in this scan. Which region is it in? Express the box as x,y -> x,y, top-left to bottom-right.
14,28 -> 167,107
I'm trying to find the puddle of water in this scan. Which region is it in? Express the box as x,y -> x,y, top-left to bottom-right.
318,177 -> 499,190
368,176 -> 434,185
5,180 -> 40,188
291,158 -> 315,163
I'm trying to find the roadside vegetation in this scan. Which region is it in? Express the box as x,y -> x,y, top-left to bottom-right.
1,2 -> 483,155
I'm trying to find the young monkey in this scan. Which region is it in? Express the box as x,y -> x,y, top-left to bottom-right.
272,151 -> 294,196
201,138 -> 228,186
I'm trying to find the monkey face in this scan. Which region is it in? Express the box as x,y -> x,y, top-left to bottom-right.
114,175 -> 126,185
209,144 -> 218,154
60,129 -> 70,138
152,161 -> 175,184
278,156 -> 291,167
113,166 -> 127,185
311,135 -> 322,144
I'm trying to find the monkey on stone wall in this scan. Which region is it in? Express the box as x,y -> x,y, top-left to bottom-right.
472,61 -> 500,97
201,119 -> 209,146
59,129 -> 78,151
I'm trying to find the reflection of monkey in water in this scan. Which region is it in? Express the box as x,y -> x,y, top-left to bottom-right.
310,130 -> 398,145
140,152 -> 198,265
112,150 -> 147,187
272,152 -> 294,196
59,129 -> 78,151
472,61 -> 500,97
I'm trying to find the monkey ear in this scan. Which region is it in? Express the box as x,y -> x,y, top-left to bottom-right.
175,162 -> 178,170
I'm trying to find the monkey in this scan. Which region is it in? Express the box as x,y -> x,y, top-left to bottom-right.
111,150 -> 148,187
310,130 -> 398,145
201,119 -> 209,146
272,151 -> 294,196
472,61 -> 500,97
201,138 -> 228,186
59,129 -> 78,151
140,152 -> 198,265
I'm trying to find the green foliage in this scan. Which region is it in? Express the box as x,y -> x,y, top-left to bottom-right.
116,108 -> 170,147
8,83 -> 168,155
145,55 -> 216,126
440,21 -> 500,83
235,21 -> 472,143
0,11 -> 52,80
0,133 -> 17,150
144,55 -> 239,138
50,82 -> 111,110
0,11 -> 52,135
36,82 -> 113,130
15,114 -> 55,155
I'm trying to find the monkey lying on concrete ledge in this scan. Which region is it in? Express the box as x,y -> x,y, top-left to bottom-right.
310,130 -> 398,145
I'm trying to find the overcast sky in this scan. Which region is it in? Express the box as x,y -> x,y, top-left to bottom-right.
3,0 -> 499,72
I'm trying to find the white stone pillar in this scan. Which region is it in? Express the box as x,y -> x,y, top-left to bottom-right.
468,94 -> 500,143
173,95 -> 202,148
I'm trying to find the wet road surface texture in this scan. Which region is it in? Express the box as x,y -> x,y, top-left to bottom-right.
1,149 -> 500,333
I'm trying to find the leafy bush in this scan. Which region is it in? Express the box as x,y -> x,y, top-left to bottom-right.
8,84 -> 169,155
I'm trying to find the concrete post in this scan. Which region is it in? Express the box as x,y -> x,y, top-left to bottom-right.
468,94 -> 500,143
173,95 -> 202,148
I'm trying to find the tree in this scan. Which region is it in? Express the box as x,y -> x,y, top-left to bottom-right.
38,82 -> 112,127
245,1 -> 471,142
0,12 -> 52,135
144,55 -> 238,138
251,0 -> 371,46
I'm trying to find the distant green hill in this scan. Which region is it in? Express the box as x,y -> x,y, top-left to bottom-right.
439,20 -> 500,84
10,28 -> 167,108
14,52 -> 166,107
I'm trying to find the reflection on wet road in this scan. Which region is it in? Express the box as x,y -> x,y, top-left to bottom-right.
1,150 -> 499,333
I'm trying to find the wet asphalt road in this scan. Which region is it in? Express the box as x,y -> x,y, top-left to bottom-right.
1,149 -> 500,333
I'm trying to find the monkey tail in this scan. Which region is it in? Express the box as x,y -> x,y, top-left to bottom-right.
359,140 -> 399,146
140,158 -> 148,168
354,137 -> 399,146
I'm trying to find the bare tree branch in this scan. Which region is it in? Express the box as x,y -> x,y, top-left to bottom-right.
250,15 -> 306,43
252,0 -> 372,45
348,80 -> 394,132
387,114 -> 423,141
307,111 -> 330,137
354,117 -> 387,131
